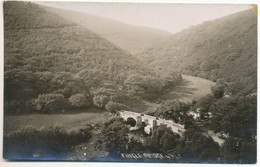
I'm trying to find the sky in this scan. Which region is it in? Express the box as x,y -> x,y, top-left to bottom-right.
36,2 -> 252,34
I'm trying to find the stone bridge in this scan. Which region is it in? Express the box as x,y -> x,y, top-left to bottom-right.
118,110 -> 185,135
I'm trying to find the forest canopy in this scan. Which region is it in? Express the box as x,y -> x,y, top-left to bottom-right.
4,2 -> 181,114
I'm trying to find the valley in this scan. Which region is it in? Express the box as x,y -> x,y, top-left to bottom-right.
3,2 -> 257,163
136,9 -> 257,95
4,74 -> 215,134
43,5 -> 171,54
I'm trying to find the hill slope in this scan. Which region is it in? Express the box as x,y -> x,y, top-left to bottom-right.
136,9 -> 257,94
4,2 -> 180,113
42,5 -> 171,54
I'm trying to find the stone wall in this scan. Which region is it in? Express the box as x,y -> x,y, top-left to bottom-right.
119,110 -> 185,135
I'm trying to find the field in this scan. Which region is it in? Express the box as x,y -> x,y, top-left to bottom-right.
143,74 -> 216,113
161,74 -> 216,103
4,108 -> 111,134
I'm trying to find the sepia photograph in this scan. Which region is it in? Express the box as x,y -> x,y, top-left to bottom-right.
2,0 -> 258,164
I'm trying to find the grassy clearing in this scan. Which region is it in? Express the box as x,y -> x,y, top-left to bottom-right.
142,74 -> 215,114
161,74 -> 216,103
4,108 -> 111,134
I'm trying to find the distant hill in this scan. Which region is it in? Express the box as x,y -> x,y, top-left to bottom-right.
42,5 -> 171,54
4,2 -> 180,113
136,9 -> 257,94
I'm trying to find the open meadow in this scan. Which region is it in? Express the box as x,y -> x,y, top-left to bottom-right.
4,108 -> 110,133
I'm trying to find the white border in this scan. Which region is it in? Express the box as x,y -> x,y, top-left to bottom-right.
0,0 -> 259,167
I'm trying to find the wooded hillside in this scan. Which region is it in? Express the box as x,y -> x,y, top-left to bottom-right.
136,9 -> 257,95
43,5 -> 171,54
4,2 -> 181,114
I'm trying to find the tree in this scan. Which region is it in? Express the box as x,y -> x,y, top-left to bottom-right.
105,101 -> 129,113
221,137 -> 256,163
211,84 -> 225,99
123,73 -> 176,100
182,115 -> 194,129
93,95 -> 109,108
153,100 -> 190,123
147,124 -> 180,153
126,137 -> 145,153
32,93 -> 66,112
210,114 -> 222,133
196,94 -> 216,113
68,93 -> 91,108
97,117 -> 129,153
177,128 -> 220,160
209,96 -> 256,139
90,87 -> 119,108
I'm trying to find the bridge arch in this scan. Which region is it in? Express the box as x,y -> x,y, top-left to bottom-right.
126,117 -> 136,127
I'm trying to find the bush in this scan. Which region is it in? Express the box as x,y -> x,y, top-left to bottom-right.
105,101 -> 129,112
3,124 -> 92,159
211,84 -> 225,99
221,137 -> 256,163
32,93 -> 66,112
110,93 -> 133,104
176,128 -> 220,160
209,96 -> 256,138
153,100 -> 190,123
68,93 -> 91,108
195,94 -> 215,113
147,124 -> 180,153
93,94 -> 109,108
96,117 -> 129,153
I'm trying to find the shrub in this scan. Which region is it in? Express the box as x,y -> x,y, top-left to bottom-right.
211,84 -> 225,99
69,93 -> 91,108
93,94 -> 109,108
153,100 -> 190,123
221,137 -> 256,163
97,117 -> 129,153
32,93 -> 66,112
3,124 -> 92,159
176,128 -> 220,160
105,101 -> 129,112
147,124 -> 180,153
